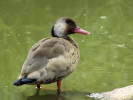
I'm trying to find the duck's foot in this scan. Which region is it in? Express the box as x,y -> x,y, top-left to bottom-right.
57,89 -> 62,93
36,84 -> 41,89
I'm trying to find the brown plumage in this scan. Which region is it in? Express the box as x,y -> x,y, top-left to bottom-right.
13,17 -> 91,92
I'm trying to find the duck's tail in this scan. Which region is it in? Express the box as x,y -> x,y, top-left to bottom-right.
13,77 -> 36,86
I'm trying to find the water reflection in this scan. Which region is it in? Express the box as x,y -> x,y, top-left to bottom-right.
27,88 -> 90,100
27,92 -> 66,100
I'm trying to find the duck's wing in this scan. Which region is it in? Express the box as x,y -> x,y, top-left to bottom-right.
19,37 -> 77,79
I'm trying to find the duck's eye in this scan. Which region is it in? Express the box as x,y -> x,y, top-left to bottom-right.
66,20 -> 72,24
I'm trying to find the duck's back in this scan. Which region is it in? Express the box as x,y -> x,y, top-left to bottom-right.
18,37 -> 80,84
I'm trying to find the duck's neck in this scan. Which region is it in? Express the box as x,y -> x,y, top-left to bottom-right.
51,26 -> 69,38
51,27 -> 78,48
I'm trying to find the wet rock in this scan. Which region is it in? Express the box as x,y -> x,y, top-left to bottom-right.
87,85 -> 133,100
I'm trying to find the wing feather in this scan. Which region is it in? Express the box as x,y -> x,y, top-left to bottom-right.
20,38 -> 73,77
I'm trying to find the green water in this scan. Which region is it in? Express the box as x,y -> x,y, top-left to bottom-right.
0,0 -> 133,100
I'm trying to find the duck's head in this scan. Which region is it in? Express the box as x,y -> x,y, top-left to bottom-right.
51,17 -> 91,38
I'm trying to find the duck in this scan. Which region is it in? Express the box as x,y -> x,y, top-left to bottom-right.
13,17 -> 91,92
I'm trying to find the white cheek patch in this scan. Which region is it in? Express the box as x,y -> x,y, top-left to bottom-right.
54,22 -> 66,37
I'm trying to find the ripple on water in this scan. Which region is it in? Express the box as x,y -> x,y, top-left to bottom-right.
26,31 -> 31,35
86,93 -> 104,99
100,16 -> 107,19
116,44 -> 127,48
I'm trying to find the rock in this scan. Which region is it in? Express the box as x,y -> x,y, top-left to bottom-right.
87,85 -> 133,100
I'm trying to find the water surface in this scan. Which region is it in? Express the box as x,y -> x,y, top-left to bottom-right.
0,0 -> 133,100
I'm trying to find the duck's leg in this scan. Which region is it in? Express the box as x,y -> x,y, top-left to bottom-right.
57,80 -> 61,92
36,84 -> 41,89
